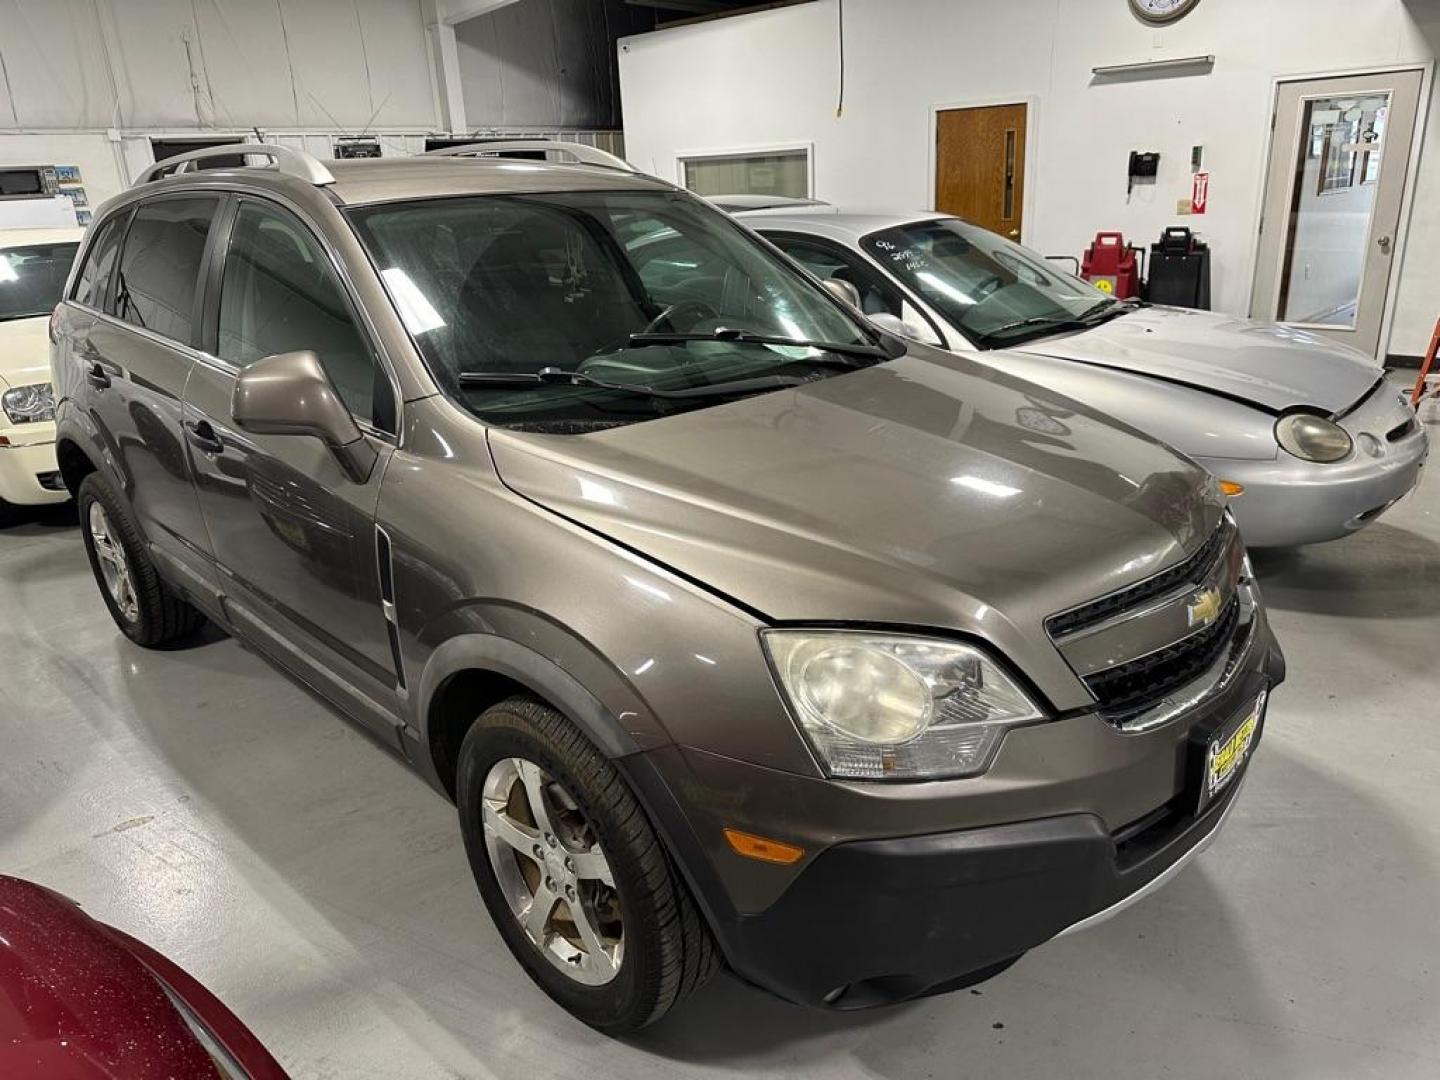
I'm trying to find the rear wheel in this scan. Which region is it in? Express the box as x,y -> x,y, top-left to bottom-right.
78,472 -> 205,647
457,696 -> 718,1032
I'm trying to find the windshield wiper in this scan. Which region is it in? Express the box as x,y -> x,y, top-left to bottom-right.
457,366 -> 818,399
977,315 -> 1093,341
979,299 -> 1129,343
626,327 -> 890,363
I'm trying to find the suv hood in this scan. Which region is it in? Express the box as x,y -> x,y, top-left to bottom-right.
1010,306 -> 1382,414
489,350 -> 1223,704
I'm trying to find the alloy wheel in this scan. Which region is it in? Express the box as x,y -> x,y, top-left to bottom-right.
88,501 -> 139,623
481,757 -> 624,986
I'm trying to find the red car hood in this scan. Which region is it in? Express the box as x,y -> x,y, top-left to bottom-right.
0,876 -> 286,1079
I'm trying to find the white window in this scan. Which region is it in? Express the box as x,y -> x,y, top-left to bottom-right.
679,147 -> 811,199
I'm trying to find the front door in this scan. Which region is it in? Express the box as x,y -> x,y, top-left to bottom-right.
184,195 -> 401,737
935,103 -> 1027,240
1250,69 -> 1424,358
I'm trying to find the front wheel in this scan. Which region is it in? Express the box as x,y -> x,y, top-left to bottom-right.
457,696 -> 718,1032
78,472 -> 205,647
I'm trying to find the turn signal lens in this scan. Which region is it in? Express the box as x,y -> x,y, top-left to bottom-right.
1218,480 -> 1245,497
723,828 -> 804,865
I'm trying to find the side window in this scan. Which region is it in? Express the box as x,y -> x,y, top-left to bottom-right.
115,197 -> 218,344
71,211 -> 128,310
769,235 -> 906,320
218,200 -> 395,433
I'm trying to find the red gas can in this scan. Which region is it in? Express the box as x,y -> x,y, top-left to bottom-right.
1080,232 -> 1142,299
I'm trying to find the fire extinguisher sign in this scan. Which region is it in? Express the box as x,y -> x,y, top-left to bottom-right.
1192,171 -> 1210,215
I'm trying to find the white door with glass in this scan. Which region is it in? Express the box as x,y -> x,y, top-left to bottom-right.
1251,70 -> 1424,358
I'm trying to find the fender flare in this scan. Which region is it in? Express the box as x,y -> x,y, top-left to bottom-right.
414,633 -> 644,764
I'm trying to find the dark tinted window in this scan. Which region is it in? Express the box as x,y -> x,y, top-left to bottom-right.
218,200 -> 394,432
768,235 -> 906,318
0,241 -> 80,321
115,197 -> 218,344
72,213 -> 127,309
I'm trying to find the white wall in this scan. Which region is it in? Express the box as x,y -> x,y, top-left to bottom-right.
0,0 -> 436,209
618,0 -> 1440,357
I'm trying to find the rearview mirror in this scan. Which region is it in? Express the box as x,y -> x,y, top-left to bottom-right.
822,277 -> 862,310
232,350 -> 377,483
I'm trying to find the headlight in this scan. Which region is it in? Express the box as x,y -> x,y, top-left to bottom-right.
1,382 -> 55,424
1275,412 -> 1351,463
762,630 -> 1043,780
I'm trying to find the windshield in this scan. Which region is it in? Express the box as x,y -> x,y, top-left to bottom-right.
347,190 -> 876,431
861,218 -> 1121,347
0,242 -> 79,322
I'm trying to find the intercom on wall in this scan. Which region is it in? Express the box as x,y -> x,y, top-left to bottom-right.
1127,151 -> 1160,198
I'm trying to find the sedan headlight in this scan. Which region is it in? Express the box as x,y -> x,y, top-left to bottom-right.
1275,412 -> 1352,463
1,382 -> 55,424
762,630 -> 1043,780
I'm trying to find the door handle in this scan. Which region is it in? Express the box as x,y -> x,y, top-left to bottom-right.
85,361 -> 111,390
184,419 -> 225,455
1377,235 -> 1393,254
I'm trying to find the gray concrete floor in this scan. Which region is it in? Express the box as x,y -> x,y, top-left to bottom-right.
2,383 -> 1438,1079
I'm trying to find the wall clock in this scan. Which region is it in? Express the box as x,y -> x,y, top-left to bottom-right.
1129,0 -> 1201,24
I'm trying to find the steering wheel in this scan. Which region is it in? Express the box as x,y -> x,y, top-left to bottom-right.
641,299 -> 719,334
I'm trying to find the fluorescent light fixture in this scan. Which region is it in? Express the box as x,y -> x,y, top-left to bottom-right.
1092,55 -> 1215,77
381,267 -> 446,334
951,475 -> 1021,498
0,256 -> 17,283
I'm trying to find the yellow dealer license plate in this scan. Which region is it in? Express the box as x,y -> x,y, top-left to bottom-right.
1204,694 -> 1263,802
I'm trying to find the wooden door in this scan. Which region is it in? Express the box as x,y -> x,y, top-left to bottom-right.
935,104 -> 1027,240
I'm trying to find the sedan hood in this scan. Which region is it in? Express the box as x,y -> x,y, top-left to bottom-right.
0,314 -> 52,389
489,349 -> 1223,699
1010,306 -> 1382,414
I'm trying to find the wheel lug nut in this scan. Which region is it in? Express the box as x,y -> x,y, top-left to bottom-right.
532,844 -> 543,857
564,857 -> 575,872
545,877 -> 554,891
565,885 -> 576,899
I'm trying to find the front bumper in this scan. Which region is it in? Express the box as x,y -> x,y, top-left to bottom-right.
0,425 -> 66,507
624,619 -> 1283,1009
1197,394 -> 1429,548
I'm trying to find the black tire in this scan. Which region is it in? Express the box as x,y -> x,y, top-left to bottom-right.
78,472 -> 206,647
457,696 -> 719,1032
0,498 -> 18,528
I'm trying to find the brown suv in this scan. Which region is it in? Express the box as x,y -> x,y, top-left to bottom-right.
51,142 -> 1283,1032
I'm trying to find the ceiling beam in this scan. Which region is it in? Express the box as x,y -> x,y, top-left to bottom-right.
438,0 -> 523,26
624,0 -> 740,13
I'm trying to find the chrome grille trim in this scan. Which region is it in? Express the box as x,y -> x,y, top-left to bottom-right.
1103,580 -> 1259,733
1044,516 -> 1250,728
1045,521 -> 1234,639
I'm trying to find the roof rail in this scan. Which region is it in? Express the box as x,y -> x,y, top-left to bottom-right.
424,140 -> 634,172
134,143 -> 335,187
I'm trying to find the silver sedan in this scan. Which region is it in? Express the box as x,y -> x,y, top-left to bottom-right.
728,205 -> 1427,547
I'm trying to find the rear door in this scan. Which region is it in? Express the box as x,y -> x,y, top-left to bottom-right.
184,194 -> 402,738
72,195 -> 221,591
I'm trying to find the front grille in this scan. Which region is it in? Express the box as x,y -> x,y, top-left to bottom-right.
1387,416 -> 1418,442
1083,593 -> 1240,714
1046,524 -> 1231,639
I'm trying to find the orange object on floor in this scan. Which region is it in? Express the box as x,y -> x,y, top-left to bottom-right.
1411,317 -> 1440,407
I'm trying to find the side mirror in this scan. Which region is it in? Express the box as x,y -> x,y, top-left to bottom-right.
232,350 -> 377,483
822,277 -> 862,310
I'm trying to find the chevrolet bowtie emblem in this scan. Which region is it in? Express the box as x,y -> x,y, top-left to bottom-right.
1187,588 -> 1224,629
